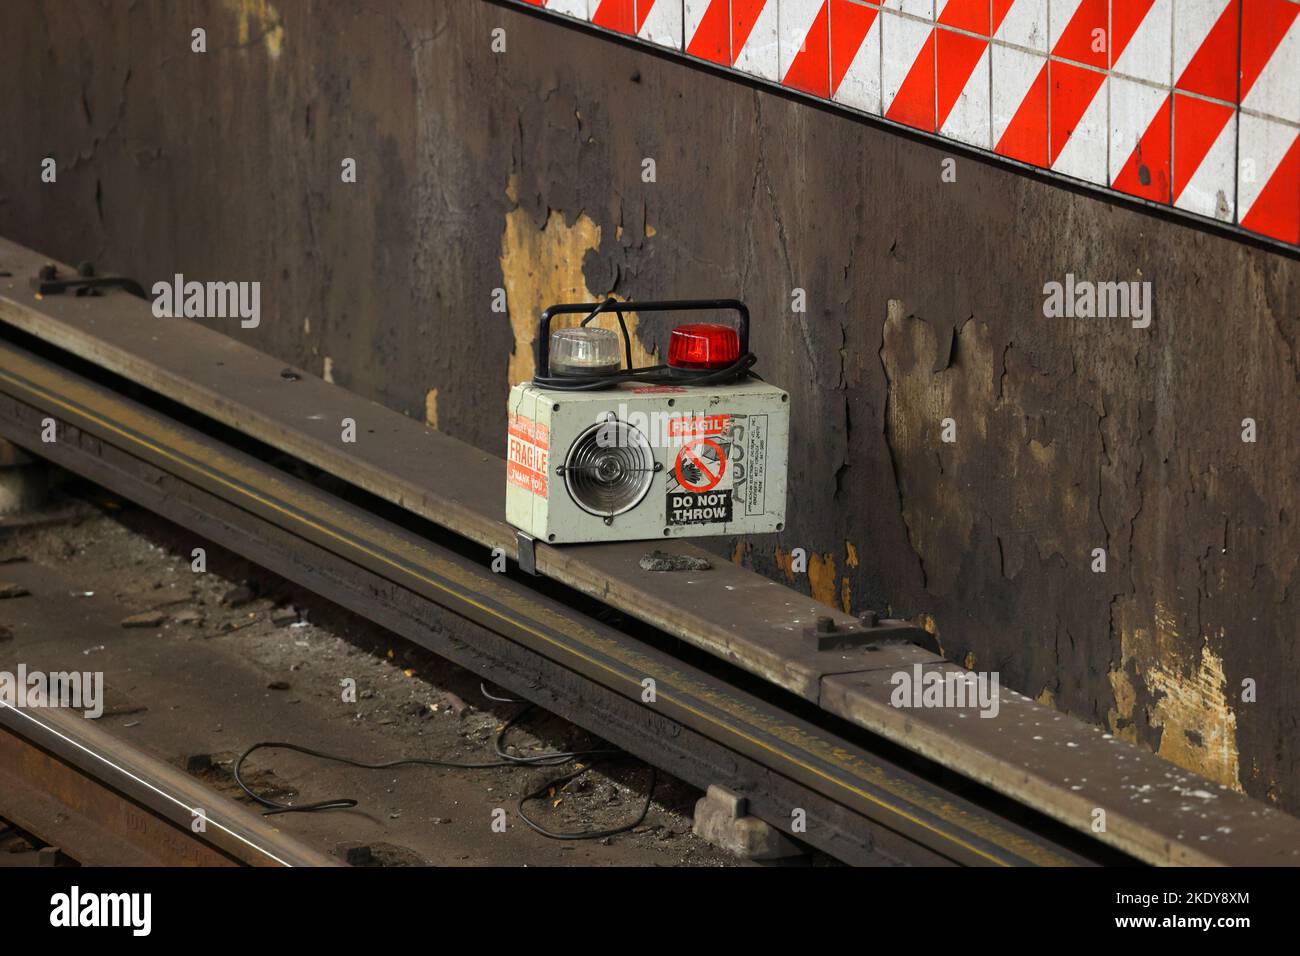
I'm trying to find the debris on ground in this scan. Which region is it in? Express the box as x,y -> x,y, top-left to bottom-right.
121,609 -> 168,628
638,550 -> 712,573
1,489 -> 752,867
220,584 -> 256,607
271,606 -> 300,627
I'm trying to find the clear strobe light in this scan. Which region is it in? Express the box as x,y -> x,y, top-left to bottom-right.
548,327 -> 622,377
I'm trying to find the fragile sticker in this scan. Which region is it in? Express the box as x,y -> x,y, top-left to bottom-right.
507,414 -> 548,497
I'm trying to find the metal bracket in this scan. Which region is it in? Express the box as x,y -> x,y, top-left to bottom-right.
30,263 -> 147,299
805,613 -> 941,655
515,530 -> 539,576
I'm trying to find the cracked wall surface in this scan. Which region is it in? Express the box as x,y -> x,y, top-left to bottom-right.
1,0 -> 1297,811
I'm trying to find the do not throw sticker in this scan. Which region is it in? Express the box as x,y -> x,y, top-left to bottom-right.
668,438 -> 732,525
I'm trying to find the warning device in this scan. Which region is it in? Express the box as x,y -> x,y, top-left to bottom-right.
504,298 -> 788,543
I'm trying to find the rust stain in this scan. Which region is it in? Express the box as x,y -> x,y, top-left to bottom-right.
223,0 -> 284,57
772,546 -> 795,582
914,612 -> 939,638
501,175 -> 655,388
731,540 -> 751,565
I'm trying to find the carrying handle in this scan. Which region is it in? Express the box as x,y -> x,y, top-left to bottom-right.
536,299 -> 750,378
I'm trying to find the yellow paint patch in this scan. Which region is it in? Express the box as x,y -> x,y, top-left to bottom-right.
771,548 -> 840,606
807,553 -> 838,608
910,612 -> 943,656
1111,602 -> 1241,788
1148,642 -> 1239,789
839,576 -> 852,613
844,541 -> 859,568
223,0 -> 284,58
1035,687 -> 1056,708
500,176 -> 656,387
322,356 -> 334,384
645,223 -> 657,238
425,388 -> 439,430
731,540 -> 751,566
962,651 -> 976,670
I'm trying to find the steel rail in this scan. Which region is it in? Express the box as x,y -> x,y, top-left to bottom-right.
0,337 -> 1096,866
0,701 -> 338,867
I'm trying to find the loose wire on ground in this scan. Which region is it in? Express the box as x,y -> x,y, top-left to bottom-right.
233,704 -> 654,840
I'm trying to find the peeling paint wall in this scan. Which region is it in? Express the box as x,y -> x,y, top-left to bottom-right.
499,175 -> 656,386
1,0 -> 1297,811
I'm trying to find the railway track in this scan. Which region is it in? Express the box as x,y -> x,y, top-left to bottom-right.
0,336 -> 1087,865
2,237 -> 1299,866
0,700 -> 336,867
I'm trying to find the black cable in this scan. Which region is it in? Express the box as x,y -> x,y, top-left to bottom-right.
232,704 -> 655,841
579,297 -> 633,372
232,741 -> 514,815
493,704 -> 623,766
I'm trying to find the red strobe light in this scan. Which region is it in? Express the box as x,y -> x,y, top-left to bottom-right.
667,323 -> 741,370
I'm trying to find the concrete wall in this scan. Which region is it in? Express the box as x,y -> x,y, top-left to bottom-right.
2,0 -> 1297,811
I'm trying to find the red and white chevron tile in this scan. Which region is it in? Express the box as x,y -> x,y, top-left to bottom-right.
515,0 -> 1300,247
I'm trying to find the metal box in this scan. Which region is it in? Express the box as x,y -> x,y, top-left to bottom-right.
507,378 -> 789,544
